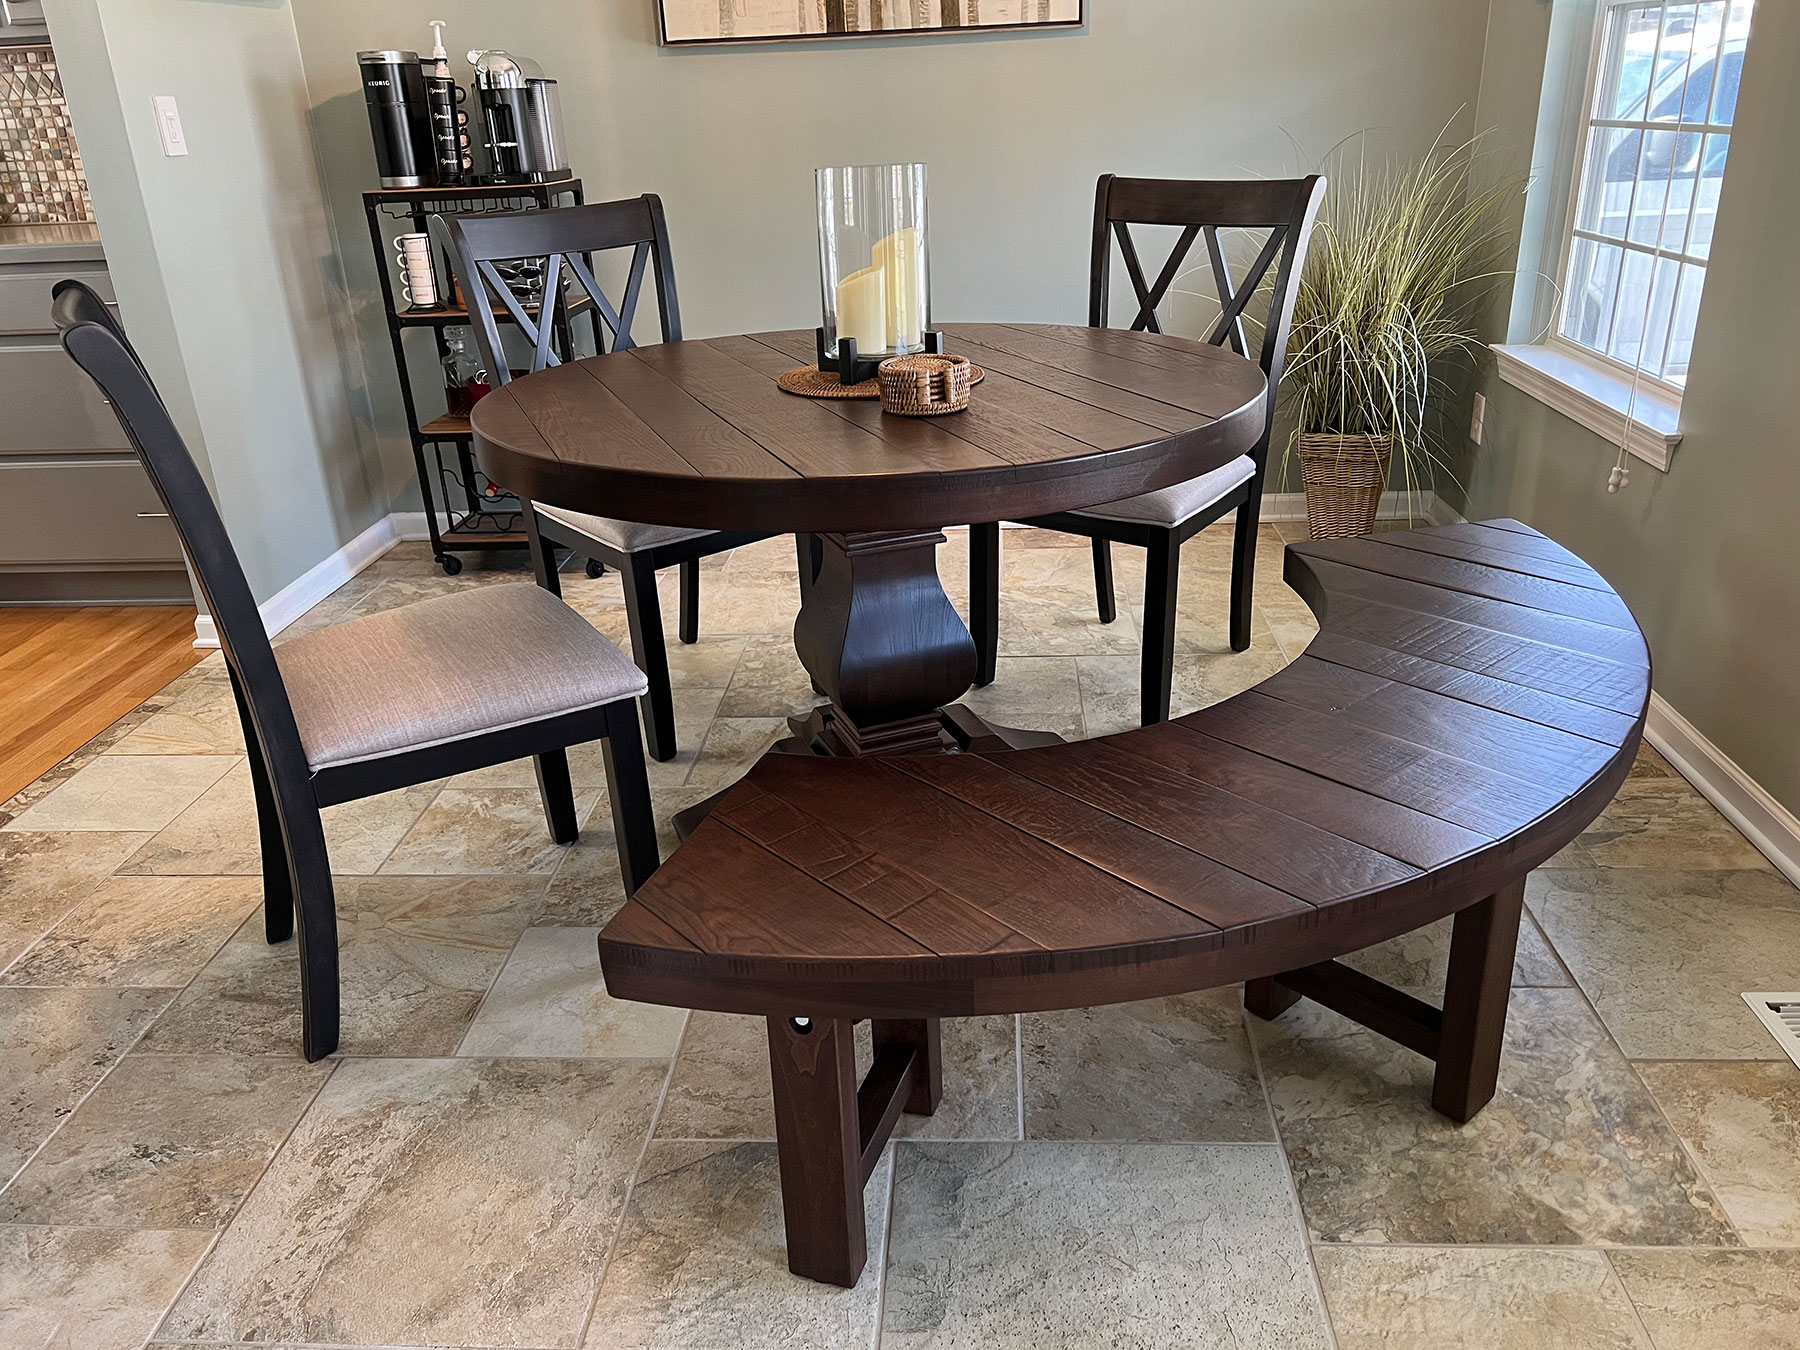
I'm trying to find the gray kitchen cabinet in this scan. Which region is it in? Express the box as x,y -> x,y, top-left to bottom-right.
0,225 -> 191,603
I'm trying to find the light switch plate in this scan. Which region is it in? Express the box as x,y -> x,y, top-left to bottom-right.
1470,392 -> 1486,445
152,95 -> 188,157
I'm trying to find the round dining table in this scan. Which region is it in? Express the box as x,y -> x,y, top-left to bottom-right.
470,322 -> 1267,762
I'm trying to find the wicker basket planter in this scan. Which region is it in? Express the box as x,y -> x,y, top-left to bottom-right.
1297,432 -> 1394,539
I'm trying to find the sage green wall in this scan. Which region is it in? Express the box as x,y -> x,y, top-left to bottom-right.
1462,0 -> 1800,814
287,0 -> 1494,510
45,0 -> 386,606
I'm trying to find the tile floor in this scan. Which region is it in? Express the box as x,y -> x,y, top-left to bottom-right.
2,522 -> 1798,1350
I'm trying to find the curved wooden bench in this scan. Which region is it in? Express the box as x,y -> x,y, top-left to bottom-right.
600,519 -> 1650,1285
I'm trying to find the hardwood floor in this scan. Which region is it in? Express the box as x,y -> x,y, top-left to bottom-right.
0,606 -> 203,804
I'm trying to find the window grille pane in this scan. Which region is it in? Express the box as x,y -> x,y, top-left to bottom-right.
1576,127 -> 1642,240
1605,250 -> 1681,372
1601,3 -> 1670,121
1562,237 -> 1625,353
1663,262 -> 1706,383
1688,133 -> 1730,257
1627,129 -> 1703,250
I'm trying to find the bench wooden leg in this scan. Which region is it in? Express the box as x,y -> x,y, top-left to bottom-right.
765,1014 -> 941,1287
768,1016 -> 866,1287
1432,877 -> 1525,1124
1242,877 -> 1527,1125
874,1018 -> 942,1115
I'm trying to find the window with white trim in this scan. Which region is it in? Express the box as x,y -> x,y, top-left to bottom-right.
1557,0 -> 1754,390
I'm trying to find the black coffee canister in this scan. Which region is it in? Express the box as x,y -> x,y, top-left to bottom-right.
423,74 -> 471,187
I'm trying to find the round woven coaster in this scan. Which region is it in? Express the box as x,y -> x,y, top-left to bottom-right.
778,363 -> 984,400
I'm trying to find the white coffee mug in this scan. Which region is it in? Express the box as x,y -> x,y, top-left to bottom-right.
395,234 -> 439,309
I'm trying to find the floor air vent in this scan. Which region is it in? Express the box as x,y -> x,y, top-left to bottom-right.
1742,993 -> 1800,1070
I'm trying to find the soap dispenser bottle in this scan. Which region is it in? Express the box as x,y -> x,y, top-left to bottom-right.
421,19 -> 469,186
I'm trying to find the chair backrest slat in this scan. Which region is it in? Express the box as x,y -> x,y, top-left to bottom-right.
432,195 -> 681,387
1090,174 -> 1327,459
51,281 -> 315,797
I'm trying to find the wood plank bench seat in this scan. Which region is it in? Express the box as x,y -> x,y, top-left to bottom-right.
598,520 -> 1650,1286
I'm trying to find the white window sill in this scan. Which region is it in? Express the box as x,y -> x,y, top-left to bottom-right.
1491,344 -> 1683,471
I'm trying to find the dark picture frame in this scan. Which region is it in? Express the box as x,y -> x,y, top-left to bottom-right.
657,0 -> 1084,47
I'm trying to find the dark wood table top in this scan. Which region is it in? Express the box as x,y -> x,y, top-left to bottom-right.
469,324 -> 1267,534
600,521 -> 1650,1019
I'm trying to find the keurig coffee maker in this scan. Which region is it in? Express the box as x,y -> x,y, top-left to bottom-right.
357,50 -> 436,189
468,50 -> 571,184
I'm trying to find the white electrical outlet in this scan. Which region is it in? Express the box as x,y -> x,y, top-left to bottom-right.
152,96 -> 188,157
1470,392 -> 1486,445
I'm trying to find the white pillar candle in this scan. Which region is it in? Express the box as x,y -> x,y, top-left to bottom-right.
836,262 -> 888,356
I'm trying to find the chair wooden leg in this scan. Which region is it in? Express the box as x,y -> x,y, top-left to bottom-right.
678,557 -> 700,645
524,505 -> 563,598
533,748 -> 580,845
1140,532 -> 1181,726
1092,537 -> 1117,624
619,556 -> 677,762
282,804 -> 340,1063
768,1016 -> 866,1288
1229,484 -> 1262,653
1432,877 -> 1526,1123
228,670 -> 293,945
602,699 -> 660,894
873,1018 -> 943,1115
969,522 -> 1000,687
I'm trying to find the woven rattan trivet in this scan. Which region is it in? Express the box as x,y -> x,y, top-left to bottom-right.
778,363 -> 984,400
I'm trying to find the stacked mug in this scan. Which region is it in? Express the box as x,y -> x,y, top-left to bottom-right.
394,232 -> 442,310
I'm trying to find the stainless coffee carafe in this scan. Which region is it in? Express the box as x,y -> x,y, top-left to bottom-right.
468,50 -> 570,184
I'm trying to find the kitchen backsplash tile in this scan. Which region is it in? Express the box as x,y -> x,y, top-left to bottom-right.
0,46 -> 93,224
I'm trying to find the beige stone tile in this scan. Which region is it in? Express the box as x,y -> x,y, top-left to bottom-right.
1528,868 -> 1800,1059
160,1056 -> 664,1348
686,718 -> 788,791
1023,989 -> 1272,1142
958,656 -> 1085,741
1317,1246 -> 1650,1350
1,987 -> 171,1181
724,533 -> 807,575
111,674 -> 244,756
2,875 -> 259,988
677,569 -> 803,637
139,876 -> 543,1058
1573,778 -> 1774,870
883,1142 -> 1330,1348
3,754 -> 237,833
381,787 -> 600,875
538,819 -> 630,927
1254,988 -> 1734,1245
1636,1060 -> 1800,1246
585,1141 -> 889,1349
646,687 -> 730,789
0,1225 -> 214,1350
458,925 -> 686,1059
1342,909 -> 1568,999
716,633 -> 825,720
122,765 -> 441,877
664,633 -> 751,688
657,1013 -> 1020,1144
1611,1249 -> 1800,1350
1627,741 -> 1681,779
0,831 -> 150,972
1077,648 -> 1289,735
992,584 -> 1143,659
0,1053 -> 329,1228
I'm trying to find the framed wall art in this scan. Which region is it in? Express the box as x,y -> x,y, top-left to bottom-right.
658,1 -> 1084,46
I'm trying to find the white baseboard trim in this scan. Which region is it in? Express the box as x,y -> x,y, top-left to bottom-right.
1259,490 -> 1464,527
192,513 -> 407,649
1645,692 -> 1800,888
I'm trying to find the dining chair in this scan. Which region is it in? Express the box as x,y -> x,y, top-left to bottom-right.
432,196 -> 769,763
969,174 -> 1326,727
53,279 -> 661,1063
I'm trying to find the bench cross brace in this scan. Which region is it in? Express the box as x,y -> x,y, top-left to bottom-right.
1246,877 -> 1527,1123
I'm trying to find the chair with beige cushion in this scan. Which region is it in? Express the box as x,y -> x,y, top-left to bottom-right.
969,175 -> 1326,728
433,196 -> 770,764
54,279 -> 659,1063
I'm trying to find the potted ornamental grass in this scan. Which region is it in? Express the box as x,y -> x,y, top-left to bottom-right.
1283,130 -> 1522,537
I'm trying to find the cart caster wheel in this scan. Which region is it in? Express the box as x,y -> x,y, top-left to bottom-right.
585,559 -> 606,579
440,555 -> 463,576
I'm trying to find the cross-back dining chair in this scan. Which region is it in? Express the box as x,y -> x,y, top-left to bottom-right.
969,174 -> 1326,727
432,196 -> 769,763
53,279 -> 660,1063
